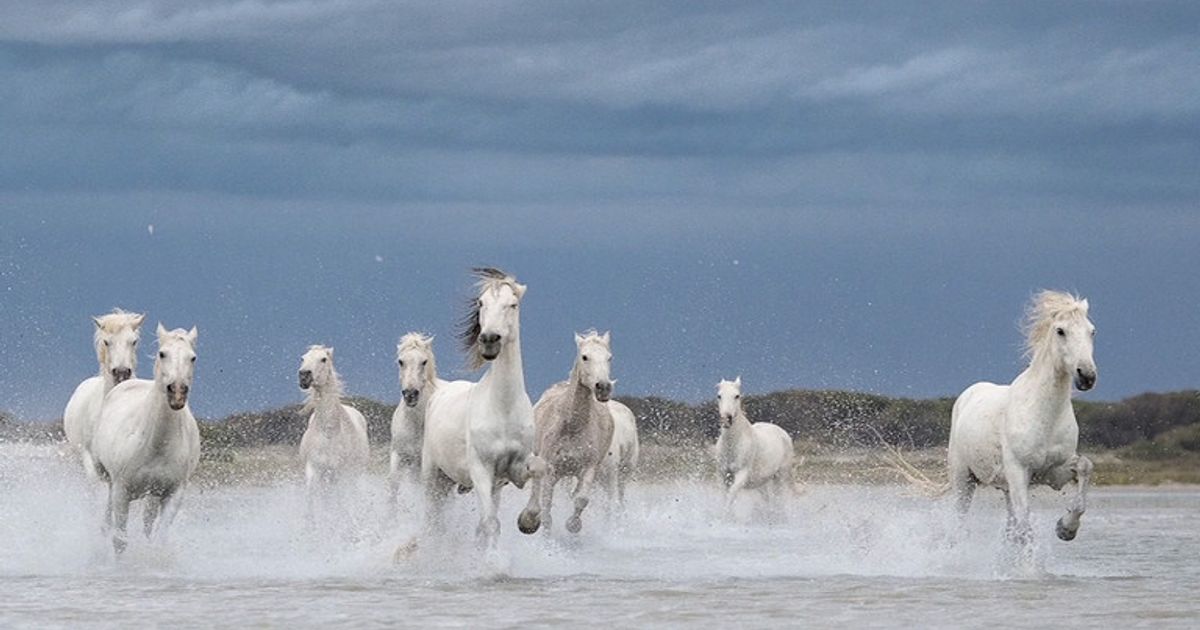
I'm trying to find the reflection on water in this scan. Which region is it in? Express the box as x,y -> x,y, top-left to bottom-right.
1,443 -> 1197,627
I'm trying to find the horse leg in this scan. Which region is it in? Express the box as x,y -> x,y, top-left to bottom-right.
109,483 -> 131,555
1050,455 -> 1093,541
154,486 -> 185,543
949,460 -> 977,529
1002,458 -> 1034,564
303,462 -> 319,529
81,450 -> 100,482
386,450 -> 402,525
143,495 -> 161,539
468,459 -> 500,548
725,469 -> 750,514
540,471 -> 559,534
566,467 -> 598,534
518,465 -> 546,535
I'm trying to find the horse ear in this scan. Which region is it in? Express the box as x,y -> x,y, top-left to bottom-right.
515,283 -> 527,299
156,322 -> 168,339
132,313 -> 146,329
1081,298 -> 1090,311
186,326 -> 198,344
327,346 -> 335,357
734,375 -> 742,387
601,331 -> 611,344
574,332 -> 585,346
93,316 -> 104,330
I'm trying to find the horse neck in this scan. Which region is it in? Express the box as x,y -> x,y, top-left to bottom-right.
478,332 -> 527,410
563,373 -> 595,431
720,411 -> 754,451
1011,352 -> 1073,423
147,386 -> 188,450
402,391 -> 430,428
309,385 -> 346,433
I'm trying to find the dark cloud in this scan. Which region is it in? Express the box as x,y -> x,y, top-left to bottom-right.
0,2 -> 1197,418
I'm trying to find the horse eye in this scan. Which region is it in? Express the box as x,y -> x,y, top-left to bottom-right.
582,355 -> 589,361
103,340 -> 110,347
321,357 -> 327,363
735,395 -> 741,400
1056,327 -> 1066,337
421,360 -> 428,367
158,351 -> 166,359
190,356 -> 196,363
132,340 -> 138,346
398,360 -> 404,367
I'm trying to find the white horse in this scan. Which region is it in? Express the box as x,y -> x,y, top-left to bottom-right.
63,309 -> 145,479
91,324 -> 200,554
388,333 -> 441,512
598,399 -> 640,508
421,268 -> 545,548
948,291 -> 1097,554
715,377 -> 795,511
522,331 -> 616,534
297,345 -> 369,519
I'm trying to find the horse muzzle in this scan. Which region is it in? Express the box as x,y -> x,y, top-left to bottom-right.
479,342 -> 501,361
298,371 -> 313,390
594,382 -> 612,403
1074,368 -> 1097,391
166,383 -> 189,410
111,367 -> 132,384
402,388 -> 420,407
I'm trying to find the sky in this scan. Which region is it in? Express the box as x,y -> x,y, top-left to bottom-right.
1,1 -> 1197,420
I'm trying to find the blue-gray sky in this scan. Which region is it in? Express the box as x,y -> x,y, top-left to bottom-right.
1,1 -> 1197,420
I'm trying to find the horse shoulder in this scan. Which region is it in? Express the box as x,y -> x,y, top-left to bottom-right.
343,404 -> 370,452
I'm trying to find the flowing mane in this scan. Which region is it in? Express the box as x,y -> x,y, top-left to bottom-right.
456,267 -> 519,370
1021,290 -> 1090,362
398,332 -> 439,383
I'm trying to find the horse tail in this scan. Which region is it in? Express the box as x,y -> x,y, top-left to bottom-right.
869,427 -> 949,498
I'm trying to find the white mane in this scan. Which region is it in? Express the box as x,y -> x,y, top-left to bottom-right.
1022,290 -> 1090,361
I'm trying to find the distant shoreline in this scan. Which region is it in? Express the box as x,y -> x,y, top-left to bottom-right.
5,388 -> 1197,486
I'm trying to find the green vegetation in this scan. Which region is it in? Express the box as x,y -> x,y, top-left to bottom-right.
6,390 -> 1199,484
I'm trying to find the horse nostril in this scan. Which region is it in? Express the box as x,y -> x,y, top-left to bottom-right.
479,333 -> 501,345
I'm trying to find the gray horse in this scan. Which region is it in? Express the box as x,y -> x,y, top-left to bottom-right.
521,331 -> 615,534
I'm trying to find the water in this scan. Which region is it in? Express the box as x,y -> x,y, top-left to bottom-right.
1,443 -> 1197,628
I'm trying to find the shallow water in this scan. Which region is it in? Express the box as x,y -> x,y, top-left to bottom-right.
1,443 -> 1197,628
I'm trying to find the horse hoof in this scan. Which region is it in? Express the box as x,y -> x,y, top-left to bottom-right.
1056,518 -> 1078,541
566,516 -> 582,534
517,510 -> 541,535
